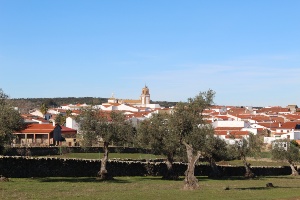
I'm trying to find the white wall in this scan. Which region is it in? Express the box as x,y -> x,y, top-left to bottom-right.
30,110 -> 44,118
241,128 -> 257,135
264,137 -> 276,144
117,104 -> 139,112
66,117 -> 79,130
212,120 -> 245,128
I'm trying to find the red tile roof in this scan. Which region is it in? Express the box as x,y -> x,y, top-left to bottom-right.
215,130 -> 249,139
16,124 -> 77,134
279,122 -> 299,129
228,107 -> 252,115
257,107 -> 290,114
213,115 -> 229,120
283,114 -> 300,121
215,127 -> 242,131
257,122 -> 281,129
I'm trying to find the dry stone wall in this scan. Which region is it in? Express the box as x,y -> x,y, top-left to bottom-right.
0,156 -> 292,178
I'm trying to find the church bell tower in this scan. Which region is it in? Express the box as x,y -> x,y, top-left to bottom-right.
140,85 -> 150,105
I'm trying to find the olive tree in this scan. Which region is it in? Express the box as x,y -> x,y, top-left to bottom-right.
55,114 -> 66,126
230,133 -> 262,178
202,134 -> 231,178
76,108 -> 134,180
137,112 -> 181,180
272,139 -> 300,176
168,89 -> 216,190
0,89 -> 25,153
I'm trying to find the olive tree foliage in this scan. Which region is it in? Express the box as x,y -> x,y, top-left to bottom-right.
76,108 -> 134,180
0,89 -> 25,153
230,133 -> 262,178
272,139 -> 300,176
137,112 -> 181,180
168,89 -> 216,190
201,134 -> 232,178
54,110 -> 72,126
54,114 -> 65,126
39,103 -> 49,118
65,109 -> 72,117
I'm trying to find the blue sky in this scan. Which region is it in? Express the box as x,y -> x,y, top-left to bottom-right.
1,0 -> 300,107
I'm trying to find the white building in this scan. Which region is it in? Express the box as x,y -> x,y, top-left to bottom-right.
66,117 -> 79,131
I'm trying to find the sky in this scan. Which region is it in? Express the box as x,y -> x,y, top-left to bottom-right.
0,0 -> 300,107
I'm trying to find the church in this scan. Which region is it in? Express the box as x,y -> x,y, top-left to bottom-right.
96,85 -> 161,112
108,85 -> 151,106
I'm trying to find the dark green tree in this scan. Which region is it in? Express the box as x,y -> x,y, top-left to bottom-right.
272,139 -> 300,176
55,114 -> 66,126
168,89 -> 216,190
40,103 -> 49,119
76,108 -> 134,180
0,89 -> 25,153
230,133 -> 262,178
55,110 -> 72,126
65,109 -> 72,117
202,134 -> 231,178
137,112 -> 181,180
44,99 -> 58,108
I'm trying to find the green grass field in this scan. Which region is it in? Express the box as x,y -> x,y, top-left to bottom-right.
1,176 -> 300,200
48,152 -> 164,160
45,152 -> 289,166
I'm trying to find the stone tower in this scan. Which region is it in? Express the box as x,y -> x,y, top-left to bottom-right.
140,85 -> 150,105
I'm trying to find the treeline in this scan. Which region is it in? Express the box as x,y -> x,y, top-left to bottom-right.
8,97 -> 108,114
150,100 -> 177,108
8,97 -> 177,114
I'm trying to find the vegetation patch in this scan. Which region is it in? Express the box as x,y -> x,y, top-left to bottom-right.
1,176 -> 300,200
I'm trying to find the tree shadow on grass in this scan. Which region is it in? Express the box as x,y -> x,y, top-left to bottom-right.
234,186 -> 300,190
202,176 -> 259,181
113,176 -> 185,183
37,177 -> 130,183
264,176 -> 300,180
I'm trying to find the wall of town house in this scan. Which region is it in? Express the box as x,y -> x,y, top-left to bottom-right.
212,121 -> 245,128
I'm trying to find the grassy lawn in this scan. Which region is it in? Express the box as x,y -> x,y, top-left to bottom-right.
47,153 -> 164,160
216,159 -> 288,167
1,176 -> 300,200
45,152 -> 288,166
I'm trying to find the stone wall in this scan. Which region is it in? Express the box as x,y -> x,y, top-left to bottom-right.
3,147 -> 152,156
0,156 -> 292,178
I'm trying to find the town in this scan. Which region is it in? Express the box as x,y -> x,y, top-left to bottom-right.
1,86 -> 300,194
10,85 -> 300,149
2,0 -> 300,198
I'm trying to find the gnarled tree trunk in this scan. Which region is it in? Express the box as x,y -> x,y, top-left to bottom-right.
162,153 -> 179,180
98,142 -> 113,180
289,161 -> 299,176
183,141 -> 202,190
242,156 -> 255,178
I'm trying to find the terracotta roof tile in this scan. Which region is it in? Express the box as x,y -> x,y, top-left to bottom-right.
16,124 -> 77,134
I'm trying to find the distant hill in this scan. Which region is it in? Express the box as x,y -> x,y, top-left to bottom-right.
8,97 -> 108,114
